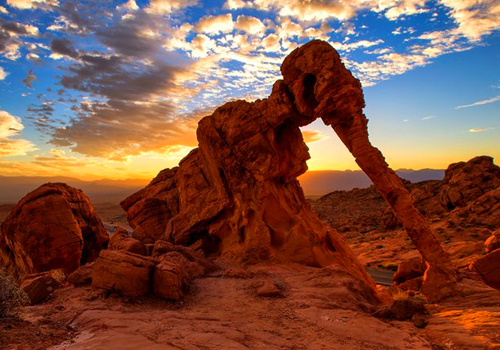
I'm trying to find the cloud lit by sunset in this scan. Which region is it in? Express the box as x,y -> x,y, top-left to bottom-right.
0,0 -> 499,180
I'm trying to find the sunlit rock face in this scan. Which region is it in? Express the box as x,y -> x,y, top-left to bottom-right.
0,183 -> 109,278
122,40 -> 452,303
122,41 -> 378,300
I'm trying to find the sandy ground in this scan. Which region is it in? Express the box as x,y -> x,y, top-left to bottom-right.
2,261 -> 500,350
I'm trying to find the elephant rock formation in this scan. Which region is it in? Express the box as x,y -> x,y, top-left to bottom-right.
123,40 -> 456,303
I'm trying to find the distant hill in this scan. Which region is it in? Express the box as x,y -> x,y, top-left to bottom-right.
0,176 -> 150,204
0,169 -> 444,204
298,169 -> 444,196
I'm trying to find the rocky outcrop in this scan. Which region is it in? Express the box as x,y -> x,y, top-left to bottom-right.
122,43 -> 379,303
21,269 -> 65,304
109,227 -> 147,256
122,40 -> 457,303
0,183 -> 109,278
470,249 -> 500,290
440,156 -> 500,210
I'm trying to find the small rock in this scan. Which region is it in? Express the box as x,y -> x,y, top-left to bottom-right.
412,313 -> 429,328
372,306 -> 392,319
390,298 -> 428,321
257,279 -> 283,297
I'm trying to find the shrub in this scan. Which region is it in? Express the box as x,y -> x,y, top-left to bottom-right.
0,268 -> 29,318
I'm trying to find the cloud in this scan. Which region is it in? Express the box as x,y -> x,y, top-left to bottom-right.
117,0 -> 139,11
96,13 -> 168,58
50,37 -> 79,58
22,70 -> 36,89
146,0 -> 198,15
301,130 -> 328,143
0,66 -> 6,80
0,110 -> 37,157
234,15 -> 266,36
196,14 -> 234,34
455,94 -> 500,109
6,0 -> 57,10
468,128 -> 487,133
422,115 -> 434,120
0,6 -> 7,13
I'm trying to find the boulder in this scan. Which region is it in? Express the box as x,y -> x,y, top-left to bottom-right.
21,271 -> 62,304
469,249 -> 500,290
152,252 -> 201,300
91,250 -> 155,297
390,299 -> 428,321
393,258 -> 426,284
67,263 -> 94,286
0,183 -> 109,278
109,227 -> 147,256
485,229 -> 500,254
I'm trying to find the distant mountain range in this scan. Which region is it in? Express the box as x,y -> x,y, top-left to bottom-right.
0,169 -> 444,204
298,169 -> 445,196
0,176 -> 150,204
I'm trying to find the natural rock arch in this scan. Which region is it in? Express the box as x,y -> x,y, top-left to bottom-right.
122,40 -> 456,303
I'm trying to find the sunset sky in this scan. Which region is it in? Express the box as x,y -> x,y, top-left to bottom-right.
0,0 -> 499,180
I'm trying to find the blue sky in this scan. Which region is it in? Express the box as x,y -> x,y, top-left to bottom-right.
0,0 -> 499,179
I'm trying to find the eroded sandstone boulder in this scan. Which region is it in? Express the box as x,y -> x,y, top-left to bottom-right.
393,258 -> 426,284
0,183 -> 109,278
92,250 -> 155,298
109,227 -> 147,256
469,249 -> 500,290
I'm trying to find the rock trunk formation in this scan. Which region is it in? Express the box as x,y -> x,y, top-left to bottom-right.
281,40 -> 457,302
123,40 -> 456,303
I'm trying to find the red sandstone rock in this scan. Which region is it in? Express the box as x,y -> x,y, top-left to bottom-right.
122,42 -> 381,304
281,40 -> 456,302
21,271 -> 62,304
152,252 -> 203,300
256,279 -> 283,297
393,258 -> 426,284
485,229 -> 500,254
91,250 -> 155,297
469,249 -> 500,290
109,227 -> 147,256
0,183 -> 109,278
122,40 -> 461,303
67,263 -> 94,286
456,187 -> 500,230
440,156 -> 500,210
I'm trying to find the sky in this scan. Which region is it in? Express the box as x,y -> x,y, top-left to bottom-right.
0,0 -> 499,180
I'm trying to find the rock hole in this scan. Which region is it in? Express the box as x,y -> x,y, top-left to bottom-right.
302,73 -> 318,110
239,226 -> 245,244
187,230 -> 221,257
325,232 -> 337,252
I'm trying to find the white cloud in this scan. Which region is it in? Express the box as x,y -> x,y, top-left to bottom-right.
196,14 -> 234,34
117,0 -> 139,11
422,115 -> 435,120
455,94 -> 500,109
6,0 -> 57,10
469,128 -> 486,132
234,15 -> 266,36
0,5 -> 7,13
0,67 -> 7,80
146,0 -> 198,15
0,110 -> 37,157
223,0 -> 252,10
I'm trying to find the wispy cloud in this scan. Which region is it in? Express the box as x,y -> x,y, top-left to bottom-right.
455,94 -> 500,109
422,115 -> 435,120
468,128 -> 487,133
301,130 -> 328,144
